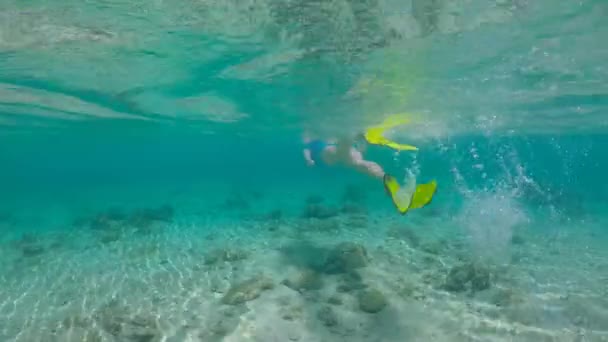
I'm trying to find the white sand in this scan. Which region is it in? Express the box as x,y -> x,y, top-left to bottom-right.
1,206 -> 607,342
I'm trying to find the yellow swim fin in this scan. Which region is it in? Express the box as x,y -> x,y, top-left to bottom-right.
383,174 -> 413,214
364,114 -> 418,151
383,175 -> 437,215
409,180 -> 437,209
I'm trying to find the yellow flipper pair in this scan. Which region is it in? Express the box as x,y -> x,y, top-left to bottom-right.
383,174 -> 437,215
363,113 -> 418,152
364,114 -> 436,214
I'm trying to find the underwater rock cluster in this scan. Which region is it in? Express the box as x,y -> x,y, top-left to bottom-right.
204,247 -> 249,265
81,204 -> 175,243
278,240 -> 389,316
303,203 -> 339,219
221,275 -> 274,305
322,242 -> 369,274
54,299 -> 161,342
14,234 -> 47,258
282,268 -> 324,292
443,262 -> 491,293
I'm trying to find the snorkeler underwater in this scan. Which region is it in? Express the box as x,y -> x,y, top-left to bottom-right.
1,0 -> 607,341
302,114 -> 437,215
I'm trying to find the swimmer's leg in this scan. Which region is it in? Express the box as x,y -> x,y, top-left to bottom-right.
348,147 -> 385,179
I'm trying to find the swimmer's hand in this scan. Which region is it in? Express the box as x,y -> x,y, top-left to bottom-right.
303,148 -> 315,166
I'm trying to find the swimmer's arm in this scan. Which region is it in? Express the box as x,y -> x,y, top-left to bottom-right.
303,148 -> 314,166
302,132 -> 315,166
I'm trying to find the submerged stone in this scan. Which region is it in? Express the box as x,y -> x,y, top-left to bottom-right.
90,214 -> 122,231
280,305 -> 303,321
322,242 -> 368,274
471,267 -> 491,292
204,248 -> 248,265
444,264 -> 474,292
21,243 -> 45,258
317,306 -> 338,327
303,204 -> 339,219
94,300 -> 160,341
223,194 -> 251,211
308,218 -> 340,233
144,204 -> 174,221
344,213 -> 368,228
444,262 -> 491,293
341,203 -> 367,215
420,241 -> 442,255
327,294 -> 343,305
200,306 -> 248,340
53,327 -> 103,342
99,230 -> 122,244
15,234 -> 46,258
358,288 -> 388,313
489,288 -> 524,307
336,271 -> 367,293
128,204 -> 174,228
282,269 -> 323,292
221,276 -> 274,305
264,209 -> 283,221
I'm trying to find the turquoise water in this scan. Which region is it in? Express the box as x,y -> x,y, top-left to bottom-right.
1,1 -> 608,341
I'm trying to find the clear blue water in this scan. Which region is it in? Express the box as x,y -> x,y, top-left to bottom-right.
1,1 -> 608,341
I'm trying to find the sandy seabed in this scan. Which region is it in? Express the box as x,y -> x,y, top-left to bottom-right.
1,191 -> 607,342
